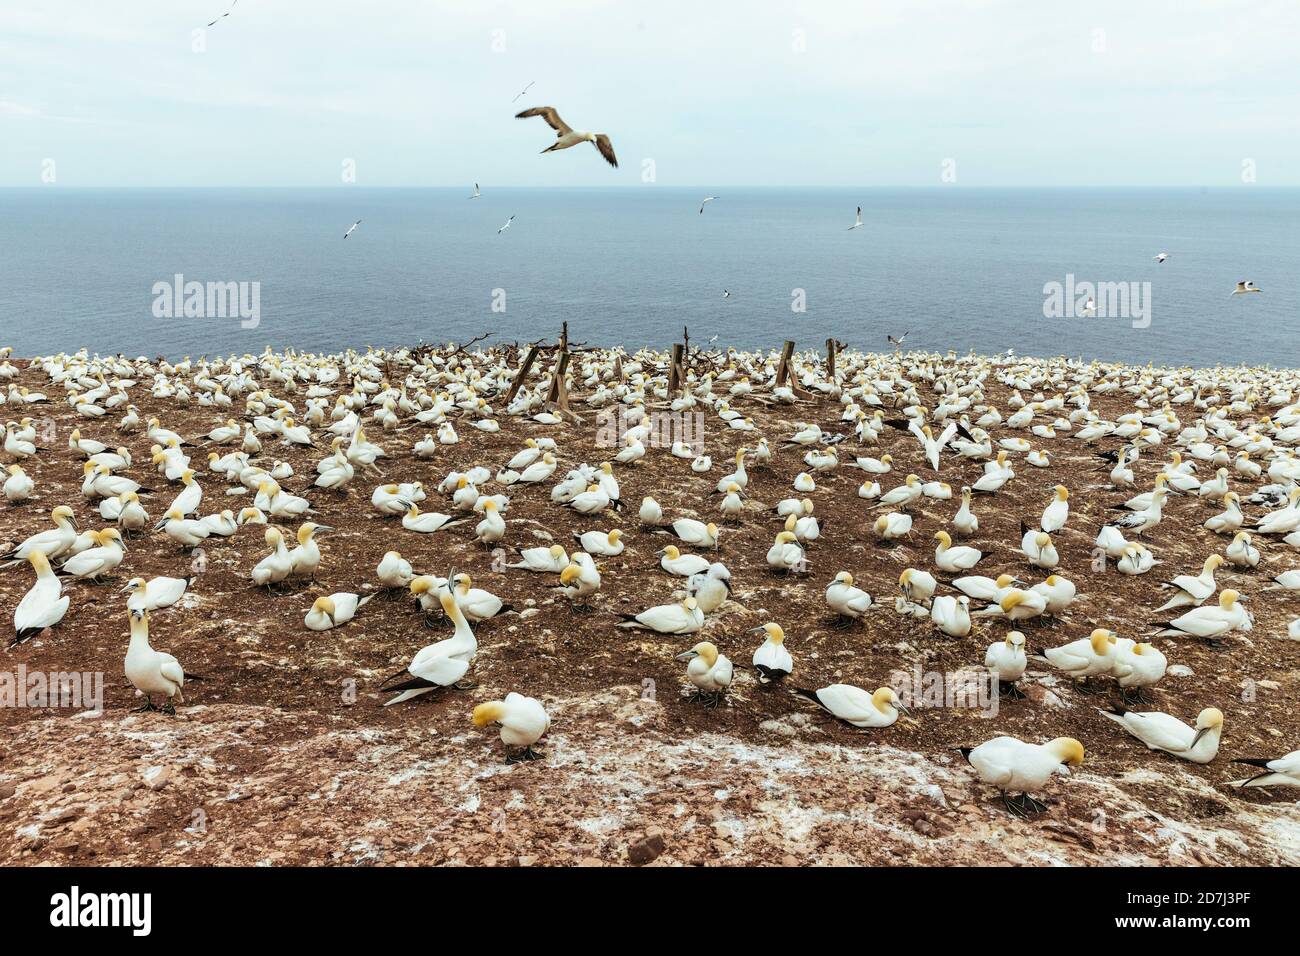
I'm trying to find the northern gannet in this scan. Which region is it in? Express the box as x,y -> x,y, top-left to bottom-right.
251,527 -> 292,588
984,631 -> 1027,698
1040,485 -> 1069,532
125,608 -> 199,714
507,544 -> 568,572
750,622 -> 793,682
305,591 -> 374,630
59,528 -> 126,581
382,592 -> 477,705
473,693 -> 550,762
2,505 -> 78,565
1228,750 -> 1300,791
826,571 -> 872,620
376,550 -> 414,591
343,219 -> 362,239
515,106 -> 618,167
12,551 -> 69,646
1150,589 -> 1249,642
659,545 -> 710,577
1112,641 -> 1167,703
1043,628 -> 1116,683
796,684 -> 906,729
1155,554 -> 1224,612
619,596 -> 703,634
1101,706 -> 1223,763
676,641 -> 732,705
121,575 -> 190,612
934,531 -> 982,572
960,736 -> 1084,817
847,206 -> 863,230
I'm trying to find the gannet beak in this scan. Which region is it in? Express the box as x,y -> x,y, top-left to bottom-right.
317,524 -> 335,533
1188,727 -> 1209,750
675,650 -> 699,661
895,700 -> 911,716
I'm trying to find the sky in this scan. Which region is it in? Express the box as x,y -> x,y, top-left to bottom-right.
2,0 -> 1299,187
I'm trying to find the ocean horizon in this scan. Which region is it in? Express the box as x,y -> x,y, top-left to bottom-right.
2,186 -> 1295,365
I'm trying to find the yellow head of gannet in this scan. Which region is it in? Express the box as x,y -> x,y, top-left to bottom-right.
663,544 -> 682,560
1046,738 -> 1086,767
1088,628 -> 1116,653
559,563 -> 581,586
1190,708 -> 1225,749
834,571 -> 854,586
297,522 -> 328,544
311,595 -> 337,626
995,573 -> 1017,588
676,639 -> 717,664
1035,532 -> 1051,548
1000,591 -> 1027,614
264,526 -> 283,546
934,530 -> 953,547
82,461 -> 97,476
607,529 -> 622,545
872,687 -> 907,714
784,513 -> 798,532
410,576 -> 436,597
472,700 -> 507,727
753,622 -> 786,643
1218,589 -> 1240,609
775,530 -> 797,544
1005,631 -> 1026,649
1053,485 -> 1069,501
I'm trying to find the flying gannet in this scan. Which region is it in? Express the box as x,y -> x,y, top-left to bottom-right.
515,106 -> 618,167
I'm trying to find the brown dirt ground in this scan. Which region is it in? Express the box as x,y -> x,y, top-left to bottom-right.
1,351 -> 1297,866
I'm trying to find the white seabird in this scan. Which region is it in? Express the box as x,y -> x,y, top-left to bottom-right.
473,693 -> 550,762
515,106 -> 618,167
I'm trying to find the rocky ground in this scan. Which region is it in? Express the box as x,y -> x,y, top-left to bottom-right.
1,352 -> 1298,866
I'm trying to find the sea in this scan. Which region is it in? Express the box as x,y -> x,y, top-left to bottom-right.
0,187 -> 1296,367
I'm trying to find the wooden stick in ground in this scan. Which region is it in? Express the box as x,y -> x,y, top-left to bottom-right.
545,349 -> 571,408
668,343 -> 684,395
504,346 -> 539,405
775,340 -> 796,387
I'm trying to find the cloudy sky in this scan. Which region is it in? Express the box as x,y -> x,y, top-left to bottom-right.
2,0 -> 1298,187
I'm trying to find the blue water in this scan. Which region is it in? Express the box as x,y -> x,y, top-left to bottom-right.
0,187 -> 1296,365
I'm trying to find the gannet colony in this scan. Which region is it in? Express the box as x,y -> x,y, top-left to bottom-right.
1,339 -> 1297,866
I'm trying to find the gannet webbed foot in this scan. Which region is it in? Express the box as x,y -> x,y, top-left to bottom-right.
161,700 -> 177,716
1002,793 -> 1029,818
506,746 -> 544,764
453,679 -> 478,691
132,697 -> 156,713
1020,794 -> 1049,815
1000,681 -> 1025,700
